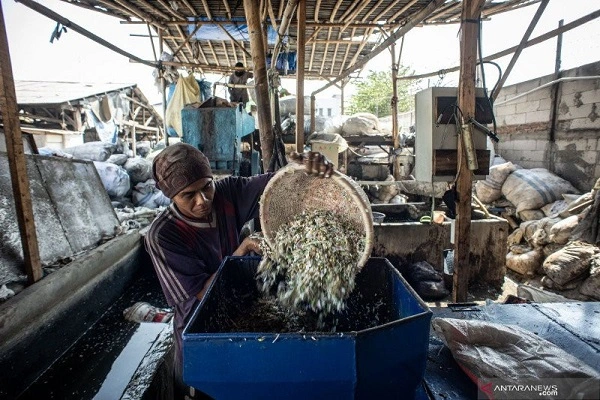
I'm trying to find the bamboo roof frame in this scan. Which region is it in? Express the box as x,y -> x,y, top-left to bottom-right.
49,0 -> 539,79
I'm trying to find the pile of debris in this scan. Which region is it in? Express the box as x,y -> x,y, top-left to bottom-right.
476,157 -> 600,301
40,140 -> 170,230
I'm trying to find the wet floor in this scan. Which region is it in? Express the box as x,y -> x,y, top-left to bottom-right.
18,273 -> 169,400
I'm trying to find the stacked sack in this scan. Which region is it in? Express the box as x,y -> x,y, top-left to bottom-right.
52,140 -> 171,230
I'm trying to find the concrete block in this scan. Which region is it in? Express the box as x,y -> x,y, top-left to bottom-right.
516,78 -> 542,94
516,139 -> 538,151
561,78 -> 600,95
557,138 -> 587,151
568,116 -> 600,130
498,84 -> 517,97
595,164 -> 600,180
494,103 -> 516,118
525,110 -> 551,123
526,87 -> 552,102
519,100 -> 541,113
528,150 -> 546,163
581,150 -> 598,165
580,89 -> 600,105
558,104 -> 598,121
504,113 -> 527,125
536,140 -> 550,151
537,97 -> 553,111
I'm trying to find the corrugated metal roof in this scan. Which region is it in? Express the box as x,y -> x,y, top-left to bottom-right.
15,80 -> 136,105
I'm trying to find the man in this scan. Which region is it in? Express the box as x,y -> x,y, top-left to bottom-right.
145,143 -> 332,398
228,62 -> 253,105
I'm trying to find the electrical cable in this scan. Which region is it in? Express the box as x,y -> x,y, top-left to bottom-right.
477,19 -> 499,140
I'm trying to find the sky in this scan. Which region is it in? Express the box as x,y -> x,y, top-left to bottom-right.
2,0 -> 600,104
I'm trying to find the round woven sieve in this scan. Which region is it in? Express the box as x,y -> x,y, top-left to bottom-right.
259,163 -> 374,268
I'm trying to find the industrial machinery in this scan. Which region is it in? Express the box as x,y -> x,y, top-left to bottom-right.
414,87 -> 493,182
181,103 -> 261,176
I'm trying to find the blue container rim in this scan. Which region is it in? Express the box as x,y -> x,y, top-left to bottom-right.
183,256 -> 432,338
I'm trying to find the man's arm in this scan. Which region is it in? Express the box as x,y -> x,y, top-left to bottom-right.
196,273 -> 217,301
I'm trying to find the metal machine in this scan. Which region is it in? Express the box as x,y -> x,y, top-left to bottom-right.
181,103 -> 261,176
414,87 -> 493,182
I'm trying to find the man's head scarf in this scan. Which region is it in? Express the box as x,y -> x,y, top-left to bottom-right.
152,143 -> 212,198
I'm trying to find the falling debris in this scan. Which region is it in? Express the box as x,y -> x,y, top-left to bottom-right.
256,209 -> 365,320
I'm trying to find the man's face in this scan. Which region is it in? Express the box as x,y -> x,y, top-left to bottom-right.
172,177 -> 215,220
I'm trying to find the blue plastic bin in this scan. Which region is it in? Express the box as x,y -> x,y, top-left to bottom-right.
183,257 -> 432,399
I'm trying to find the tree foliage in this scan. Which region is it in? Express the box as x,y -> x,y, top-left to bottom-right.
348,67 -> 415,117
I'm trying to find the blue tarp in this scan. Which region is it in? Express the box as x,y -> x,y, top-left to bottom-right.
187,17 -> 278,44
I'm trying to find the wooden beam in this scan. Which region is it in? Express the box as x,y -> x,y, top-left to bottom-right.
453,0 -> 486,303
339,29 -> 355,75
373,0 -> 404,22
200,0 -> 213,19
0,4 -> 42,284
222,0 -> 232,19
389,0 -> 419,22
244,0 -> 274,171
113,0 -> 167,26
267,0 -> 278,31
172,23 -> 202,58
207,41 -> 219,66
175,25 -> 198,64
391,38 -> 399,150
180,0 -> 196,14
425,0 -> 461,22
15,0 -> 156,68
400,8 -> 600,81
272,0 -> 298,68
491,0 -> 549,101
314,0 -> 322,21
319,28 -> 332,76
221,41 -> 231,66
142,0 -> 179,21
159,28 -> 169,145
296,0 -> 306,152
313,0 -> 445,95
362,0 -> 386,22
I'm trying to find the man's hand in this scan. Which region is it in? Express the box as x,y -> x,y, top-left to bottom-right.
290,151 -> 334,178
232,236 -> 263,256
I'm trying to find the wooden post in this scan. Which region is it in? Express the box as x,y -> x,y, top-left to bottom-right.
72,107 -> 83,132
310,94 -> 316,135
391,39 -> 399,149
340,81 -> 345,115
158,28 -> 169,146
548,19 -> 564,171
132,125 -> 137,157
244,0 -> 274,170
0,4 -> 42,284
453,0 -> 486,302
295,0 -> 306,152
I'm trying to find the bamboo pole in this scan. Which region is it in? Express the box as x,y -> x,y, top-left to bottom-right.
15,0 -> 156,68
296,0 -> 306,152
244,0 -> 274,170
159,28 -> 169,146
391,39 -> 399,149
0,4 -> 42,284
491,0 -> 549,100
401,8 -> 600,81
312,0 -> 445,95
453,0 -> 487,302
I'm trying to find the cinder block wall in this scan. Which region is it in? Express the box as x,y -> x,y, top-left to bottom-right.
493,61 -> 600,192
